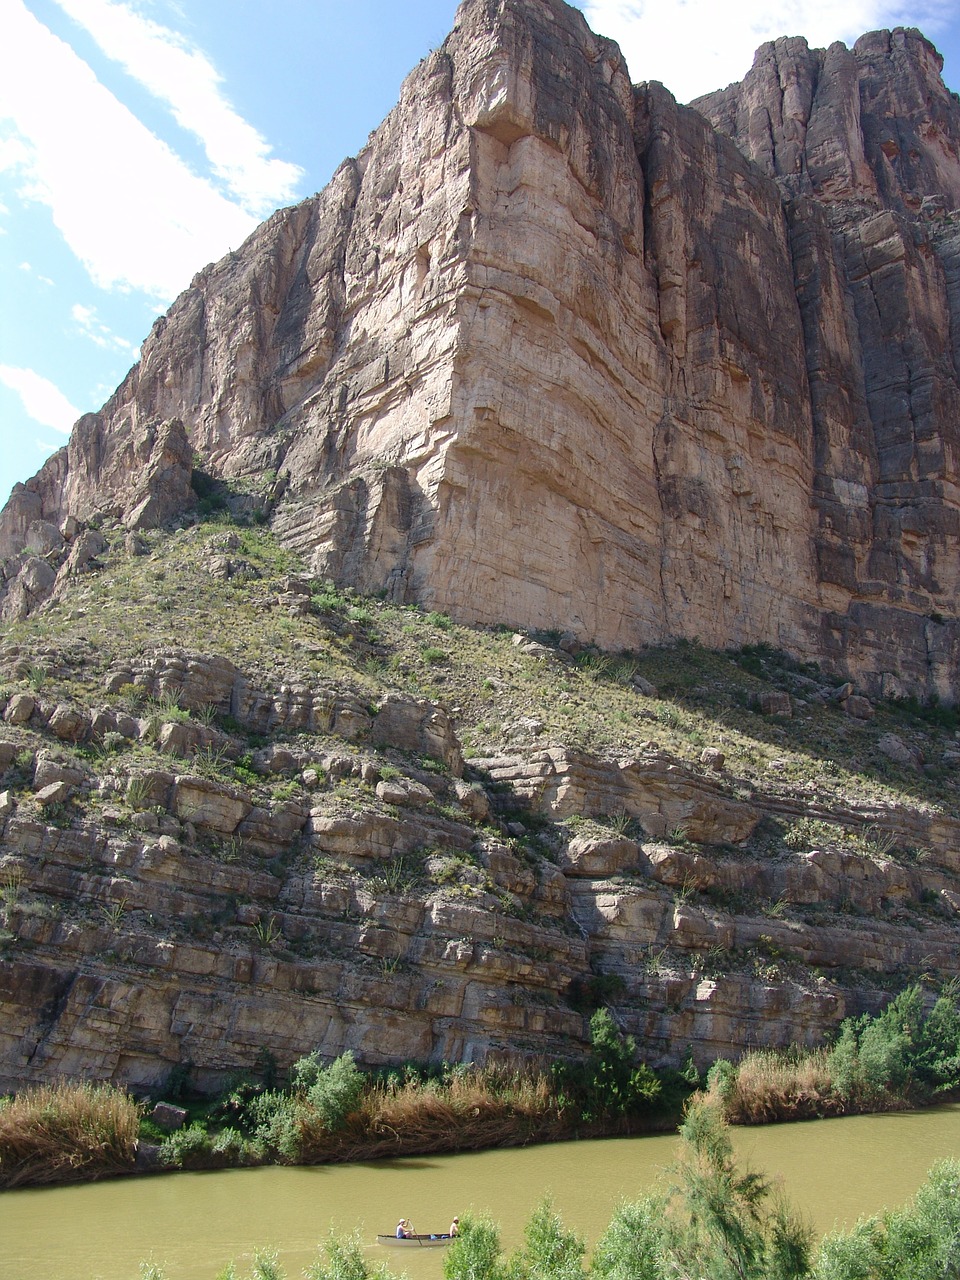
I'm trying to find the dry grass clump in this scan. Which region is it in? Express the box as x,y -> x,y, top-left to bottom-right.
702,1049 -> 841,1124
300,1069 -> 566,1163
0,1081 -> 140,1188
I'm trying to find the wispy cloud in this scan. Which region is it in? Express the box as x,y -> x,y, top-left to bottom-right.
52,0 -> 303,216
0,0 -> 261,300
72,302 -> 137,353
0,365 -> 81,433
581,0 -> 953,101
17,260 -> 54,285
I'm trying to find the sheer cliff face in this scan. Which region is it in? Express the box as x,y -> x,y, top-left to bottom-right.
2,0 -> 959,699
692,27 -> 960,701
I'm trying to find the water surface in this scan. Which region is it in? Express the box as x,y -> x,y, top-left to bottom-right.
5,1106 -> 960,1280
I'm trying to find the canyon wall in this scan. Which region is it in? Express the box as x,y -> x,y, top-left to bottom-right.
2,0 -> 959,699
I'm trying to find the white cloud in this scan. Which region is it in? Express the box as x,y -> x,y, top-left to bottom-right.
53,0 -> 303,216
71,302 -> 137,352
581,0 -> 953,101
0,365 -> 81,433
0,0 -> 261,300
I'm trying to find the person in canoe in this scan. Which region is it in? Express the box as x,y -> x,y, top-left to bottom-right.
449,1217 -> 460,1237
396,1219 -> 414,1239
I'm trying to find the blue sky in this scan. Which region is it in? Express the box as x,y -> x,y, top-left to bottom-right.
2,0 -> 959,509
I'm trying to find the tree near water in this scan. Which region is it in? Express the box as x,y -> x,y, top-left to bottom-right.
443,1105 -> 812,1280
668,1101 -> 812,1280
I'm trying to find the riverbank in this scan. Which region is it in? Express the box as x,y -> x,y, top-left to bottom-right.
3,984 -> 960,1191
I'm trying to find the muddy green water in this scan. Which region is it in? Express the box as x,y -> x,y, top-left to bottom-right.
5,1106 -> 960,1280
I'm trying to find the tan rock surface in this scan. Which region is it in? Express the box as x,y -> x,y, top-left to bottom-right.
1,0 -> 958,699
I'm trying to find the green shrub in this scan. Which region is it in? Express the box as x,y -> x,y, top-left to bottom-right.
298,1051 -> 365,1131
211,1126 -> 254,1163
815,1159 -> 960,1280
668,1101 -> 811,1280
917,1006 -> 960,1091
591,1201 -> 667,1280
247,1091 -> 301,1160
159,1122 -> 214,1168
551,1009 -> 661,1123
443,1213 -> 505,1280
513,1199 -> 585,1280
828,985 -> 943,1104
305,1230 -> 400,1280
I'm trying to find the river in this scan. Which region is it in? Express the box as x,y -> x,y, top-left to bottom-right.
5,1105 -> 960,1280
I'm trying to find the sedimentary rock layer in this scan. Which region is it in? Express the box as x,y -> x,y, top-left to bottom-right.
3,642 -> 959,1092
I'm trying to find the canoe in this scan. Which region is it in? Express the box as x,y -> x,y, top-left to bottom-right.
377,1233 -> 453,1248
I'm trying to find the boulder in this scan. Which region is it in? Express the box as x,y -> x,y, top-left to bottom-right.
150,1102 -> 188,1130
48,704 -> 89,743
34,755 -> 85,790
4,693 -> 35,725
376,778 -> 435,808
35,781 -> 72,807
371,695 -> 463,776
453,779 -> 491,821
843,695 -> 875,721
173,776 -> 251,834
758,691 -> 792,717
558,835 -> 640,878
878,733 -> 924,770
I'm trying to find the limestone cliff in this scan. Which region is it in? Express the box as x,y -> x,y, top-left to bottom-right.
1,0 -> 959,698
2,527 -> 960,1092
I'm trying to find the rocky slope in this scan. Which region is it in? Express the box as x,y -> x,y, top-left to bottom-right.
0,521 -> 958,1093
1,0 -> 958,702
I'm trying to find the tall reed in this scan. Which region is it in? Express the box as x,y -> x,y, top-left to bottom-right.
0,1081 -> 140,1188
703,1048 -> 841,1124
290,1067 -> 567,1163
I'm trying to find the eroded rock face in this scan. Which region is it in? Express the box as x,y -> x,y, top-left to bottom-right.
2,639 -> 960,1093
1,0 -> 959,699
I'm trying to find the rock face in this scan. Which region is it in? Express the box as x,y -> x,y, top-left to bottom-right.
3,639 -> 960,1095
2,0 -> 959,700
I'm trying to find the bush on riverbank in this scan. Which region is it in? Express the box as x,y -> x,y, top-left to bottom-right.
703,1049 -> 839,1123
0,1080 -> 140,1188
159,1013 -> 677,1169
703,983 -> 960,1124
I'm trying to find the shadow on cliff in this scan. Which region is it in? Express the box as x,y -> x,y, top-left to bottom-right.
582,638 -> 958,818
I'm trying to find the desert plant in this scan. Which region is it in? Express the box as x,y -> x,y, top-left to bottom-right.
252,914 -> 282,948
0,866 -> 24,909
125,775 -> 151,810
100,898 -> 128,931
